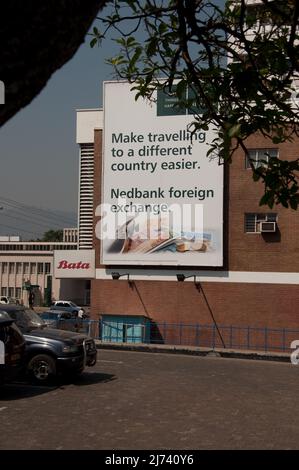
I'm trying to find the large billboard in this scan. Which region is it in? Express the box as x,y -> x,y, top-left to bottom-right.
100,81 -> 223,266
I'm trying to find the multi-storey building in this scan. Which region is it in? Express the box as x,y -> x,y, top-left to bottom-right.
75,87 -> 299,350
76,109 -> 103,250
0,240 -> 78,305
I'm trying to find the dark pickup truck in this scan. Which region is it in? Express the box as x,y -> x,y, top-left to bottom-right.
0,305 -> 97,383
0,312 -> 25,385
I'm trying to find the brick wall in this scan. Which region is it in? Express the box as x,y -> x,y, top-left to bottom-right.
229,134 -> 299,272
91,279 -> 299,329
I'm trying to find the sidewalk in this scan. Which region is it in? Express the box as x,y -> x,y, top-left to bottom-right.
95,340 -> 291,363
34,306 -> 48,314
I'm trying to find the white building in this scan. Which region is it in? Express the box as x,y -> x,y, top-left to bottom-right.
63,227 -> 78,243
76,108 -> 103,249
0,240 -> 89,306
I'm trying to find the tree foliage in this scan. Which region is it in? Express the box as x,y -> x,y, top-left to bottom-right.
92,0 -> 299,209
41,230 -> 63,242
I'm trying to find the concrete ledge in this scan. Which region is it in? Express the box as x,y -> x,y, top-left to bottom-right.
95,340 -> 291,363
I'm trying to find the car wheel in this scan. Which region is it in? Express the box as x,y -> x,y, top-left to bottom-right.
27,354 -> 56,383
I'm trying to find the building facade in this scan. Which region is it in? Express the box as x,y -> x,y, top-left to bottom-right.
76,109 -> 103,250
63,228 -> 78,243
74,102 -> 299,349
0,241 -> 85,306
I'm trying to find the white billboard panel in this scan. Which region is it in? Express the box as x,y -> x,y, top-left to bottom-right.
54,250 -> 95,278
101,81 -> 223,266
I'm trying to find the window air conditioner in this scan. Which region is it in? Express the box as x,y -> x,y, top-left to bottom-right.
260,221 -> 276,233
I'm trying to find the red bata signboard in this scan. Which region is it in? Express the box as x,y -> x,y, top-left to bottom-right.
54,250 -> 95,279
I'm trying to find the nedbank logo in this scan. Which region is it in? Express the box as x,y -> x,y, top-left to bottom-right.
0,80 -> 5,104
157,85 -> 204,117
0,340 -> 4,364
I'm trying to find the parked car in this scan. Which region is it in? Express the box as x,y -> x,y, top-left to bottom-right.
0,296 -> 20,305
39,310 -> 77,332
0,305 -> 97,383
50,301 -> 86,318
0,311 -> 26,385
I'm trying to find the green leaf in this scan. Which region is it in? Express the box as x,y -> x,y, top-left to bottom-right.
290,198 -> 298,210
252,171 -> 261,182
176,80 -> 187,99
228,123 -> 241,138
90,38 -> 98,48
272,136 -> 282,144
130,47 -> 142,67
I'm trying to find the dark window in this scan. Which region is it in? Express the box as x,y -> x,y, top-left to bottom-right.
245,213 -> 277,233
45,263 -> 51,274
246,148 -> 278,169
37,263 -> 43,274
9,263 -> 15,274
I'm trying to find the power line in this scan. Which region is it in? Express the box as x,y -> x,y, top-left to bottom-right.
0,211 -> 65,231
0,206 -> 69,230
0,195 -> 76,223
0,222 -> 44,237
0,196 -> 76,226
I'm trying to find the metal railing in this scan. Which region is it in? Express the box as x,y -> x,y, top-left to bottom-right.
147,322 -> 298,353
57,319 -> 299,354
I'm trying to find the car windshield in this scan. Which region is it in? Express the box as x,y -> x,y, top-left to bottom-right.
8,308 -> 46,333
24,309 -> 44,324
69,302 -> 77,307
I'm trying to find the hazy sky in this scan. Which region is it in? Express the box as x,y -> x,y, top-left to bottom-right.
0,12 -> 117,215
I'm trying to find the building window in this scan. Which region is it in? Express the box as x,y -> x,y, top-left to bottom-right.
16,262 -> 22,274
15,287 -> 21,299
45,263 -> 51,274
2,262 -> 7,274
37,263 -> 43,274
23,263 -> 29,274
9,263 -> 15,274
30,263 -> 36,274
245,213 -> 277,233
246,149 -> 278,169
1,287 -> 7,296
8,287 -> 14,298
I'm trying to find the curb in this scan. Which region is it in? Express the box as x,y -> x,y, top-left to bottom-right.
95,340 -> 290,363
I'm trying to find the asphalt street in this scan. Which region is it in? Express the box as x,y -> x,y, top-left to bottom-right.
1,349 -> 299,450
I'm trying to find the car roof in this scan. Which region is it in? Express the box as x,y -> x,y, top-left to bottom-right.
0,318 -> 14,326
41,310 -> 69,315
0,304 -> 25,312
0,312 -> 14,325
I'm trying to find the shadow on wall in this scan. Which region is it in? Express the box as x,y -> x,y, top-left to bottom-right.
262,227 -> 281,243
149,321 -> 164,344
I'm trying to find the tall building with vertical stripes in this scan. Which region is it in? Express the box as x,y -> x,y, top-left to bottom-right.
76,109 -> 102,249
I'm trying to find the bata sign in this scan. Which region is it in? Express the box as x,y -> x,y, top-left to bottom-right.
57,260 -> 90,270
54,250 -> 95,278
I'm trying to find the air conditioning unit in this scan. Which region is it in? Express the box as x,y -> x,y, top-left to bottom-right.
260,221 -> 276,233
